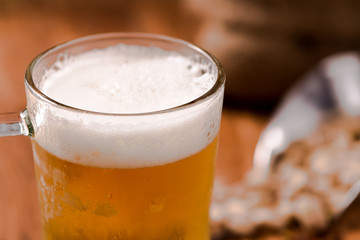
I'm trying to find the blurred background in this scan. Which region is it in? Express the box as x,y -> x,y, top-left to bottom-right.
2,0 -> 360,111
1,0 -> 360,239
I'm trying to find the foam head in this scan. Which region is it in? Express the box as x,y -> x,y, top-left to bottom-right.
27,41 -> 224,168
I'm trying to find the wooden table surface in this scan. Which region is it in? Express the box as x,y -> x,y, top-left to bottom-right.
0,3 -> 359,240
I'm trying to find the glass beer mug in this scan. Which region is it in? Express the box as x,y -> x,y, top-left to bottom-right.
0,33 -> 225,240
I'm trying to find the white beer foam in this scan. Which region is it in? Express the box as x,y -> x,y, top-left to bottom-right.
31,44 -> 223,168
41,44 -> 215,114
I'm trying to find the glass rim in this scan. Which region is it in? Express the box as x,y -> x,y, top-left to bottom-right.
24,32 -> 225,116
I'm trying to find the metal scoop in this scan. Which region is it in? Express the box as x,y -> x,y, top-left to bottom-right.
253,52 -> 360,218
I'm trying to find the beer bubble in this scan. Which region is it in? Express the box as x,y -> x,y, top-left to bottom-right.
149,197 -> 166,213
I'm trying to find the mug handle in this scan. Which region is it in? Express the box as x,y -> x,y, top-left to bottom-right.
0,109 -> 33,137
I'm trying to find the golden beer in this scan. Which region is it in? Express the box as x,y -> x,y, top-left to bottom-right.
24,33 -> 225,240
33,137 -> 218,240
